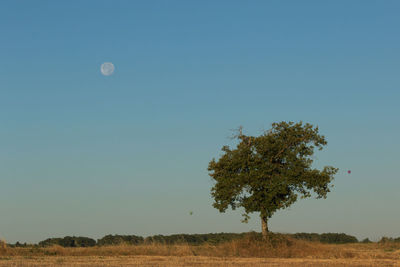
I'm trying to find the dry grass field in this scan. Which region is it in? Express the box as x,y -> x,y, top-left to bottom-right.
1,237 -> 400,266
1,256 -> 400,267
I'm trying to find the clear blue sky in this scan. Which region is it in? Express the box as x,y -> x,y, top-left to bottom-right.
1,1 -> 399,243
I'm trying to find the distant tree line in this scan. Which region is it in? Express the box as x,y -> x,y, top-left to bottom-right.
38,236 -> 96,247
141,233 -> 249,245
97,235 -> 143,246
8,232 -> 400,248
291,233 -> 358,244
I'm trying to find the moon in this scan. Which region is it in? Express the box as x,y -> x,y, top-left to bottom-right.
101,62 -> 115,76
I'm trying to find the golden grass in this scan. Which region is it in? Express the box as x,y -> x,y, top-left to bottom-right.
1,235 -> 400,260
1,256 -> 400,267
1,236 -> 400,266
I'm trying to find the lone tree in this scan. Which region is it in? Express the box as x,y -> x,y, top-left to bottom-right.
208,121 -> 338,240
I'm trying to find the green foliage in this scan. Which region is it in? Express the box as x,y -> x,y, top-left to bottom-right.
35,232 -> 364,247
143,232 -> 358,245
319,233 -> 358,244
144,233 -> 248,245
97,235 -> 144,246
38,236 -> 96,247
292,233 -> 358,244
291,233 -> 321,242
361,238 -> 372,243
208,121 -> 338,225
38,238 -> 62,247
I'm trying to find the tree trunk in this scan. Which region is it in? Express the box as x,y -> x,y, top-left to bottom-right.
261,216 -> 269,240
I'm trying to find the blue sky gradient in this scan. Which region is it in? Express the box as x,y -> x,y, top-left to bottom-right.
1,1 -> 399,243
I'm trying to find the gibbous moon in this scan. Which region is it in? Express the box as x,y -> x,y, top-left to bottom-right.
101,62 -> 115,76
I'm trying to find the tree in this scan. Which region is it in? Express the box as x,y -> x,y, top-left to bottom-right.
207,121 -> 338,240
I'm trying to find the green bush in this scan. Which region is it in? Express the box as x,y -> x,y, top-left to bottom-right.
290,233 -> 358,244
97,235 -> 144,246
39,236 -> 96,247
37,232 -> 363,247
144,233 -> 249,245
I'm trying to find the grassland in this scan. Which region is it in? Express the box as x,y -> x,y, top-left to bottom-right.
1,236 -> 400,266
1,256 -> 400,267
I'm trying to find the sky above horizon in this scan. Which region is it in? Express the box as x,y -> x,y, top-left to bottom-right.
1,1 -> 400,243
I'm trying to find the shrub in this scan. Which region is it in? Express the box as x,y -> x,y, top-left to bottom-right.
319,233 -> 358,244
291,233 -> 358,244
39,236 -> 96,247
97,235 -> 144,246
144,233 -> 249,245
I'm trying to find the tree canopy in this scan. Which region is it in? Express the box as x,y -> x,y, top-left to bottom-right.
208,121 -> 338,239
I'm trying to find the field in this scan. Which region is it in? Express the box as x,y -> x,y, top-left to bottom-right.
1,256 -> 399,267
1,236 -> 400,266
